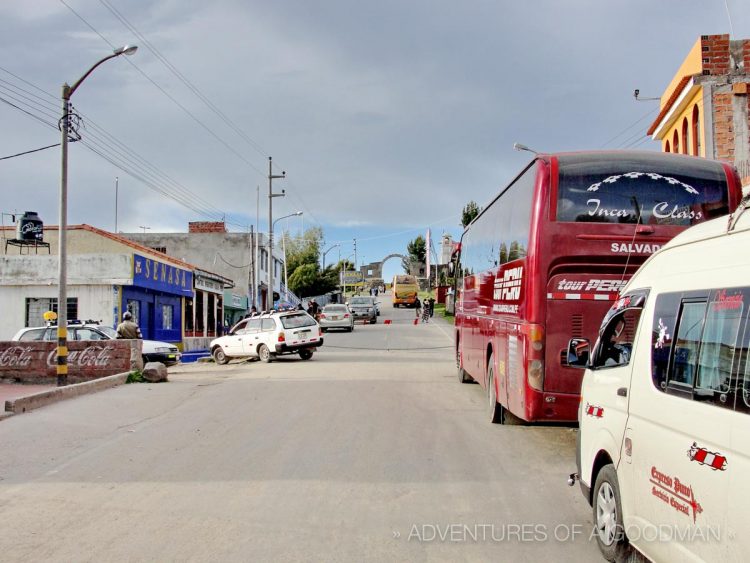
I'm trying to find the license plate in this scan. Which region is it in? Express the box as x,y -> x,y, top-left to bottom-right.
330,315 -> 340,320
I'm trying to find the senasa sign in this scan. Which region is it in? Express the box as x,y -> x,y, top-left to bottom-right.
133,254 -> 193,297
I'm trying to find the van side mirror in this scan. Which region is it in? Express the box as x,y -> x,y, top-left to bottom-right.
566,338 -> 590,368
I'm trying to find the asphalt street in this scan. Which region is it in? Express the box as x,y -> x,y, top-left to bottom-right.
0,299 -> 600,562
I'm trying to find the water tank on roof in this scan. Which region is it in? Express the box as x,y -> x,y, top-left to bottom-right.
16,211 -> 43,242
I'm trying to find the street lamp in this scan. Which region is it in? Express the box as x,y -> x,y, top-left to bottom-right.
321,243 -> 340,270
57,45 -> 138,387
273,211 -> 302,304
267,157 -> 286,310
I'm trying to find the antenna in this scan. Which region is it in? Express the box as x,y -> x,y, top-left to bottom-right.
620,196 -> 643,286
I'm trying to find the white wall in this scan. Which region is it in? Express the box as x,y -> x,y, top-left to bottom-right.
0,284 -> 116,340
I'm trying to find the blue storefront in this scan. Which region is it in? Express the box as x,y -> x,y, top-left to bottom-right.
121,254 -> 193,343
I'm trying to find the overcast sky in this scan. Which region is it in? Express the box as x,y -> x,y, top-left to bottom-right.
1,0 -> 749,282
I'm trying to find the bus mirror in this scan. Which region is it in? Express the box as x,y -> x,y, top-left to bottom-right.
567,338 -> 590,368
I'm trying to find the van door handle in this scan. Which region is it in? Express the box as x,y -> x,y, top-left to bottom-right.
617,387 -> 628,397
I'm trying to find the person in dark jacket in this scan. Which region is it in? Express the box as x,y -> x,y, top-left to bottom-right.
116,311 -> 142,339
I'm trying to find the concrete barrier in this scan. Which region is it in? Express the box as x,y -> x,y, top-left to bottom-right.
4,371 -> 130,416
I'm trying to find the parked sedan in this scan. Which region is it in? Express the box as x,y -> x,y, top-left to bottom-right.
319,304 -> 354,332
347,296 -> 378,324
13,323 -> 181,366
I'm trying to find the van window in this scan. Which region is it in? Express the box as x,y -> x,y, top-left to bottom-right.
590,308 -> 642,369
670,301 -> 707,388
696,299 -> 743,394
652,287 -> 749,411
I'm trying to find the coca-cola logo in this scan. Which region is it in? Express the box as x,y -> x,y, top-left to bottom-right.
20,222 -> 43,234
0,346 -> 34,367
46,345 -> 114,368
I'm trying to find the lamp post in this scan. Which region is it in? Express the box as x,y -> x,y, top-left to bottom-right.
273,211 -> 302,304
322,243 -> 340,270
57,45 -> 137,387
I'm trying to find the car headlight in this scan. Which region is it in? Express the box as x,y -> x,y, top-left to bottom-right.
155,347 -> 171,353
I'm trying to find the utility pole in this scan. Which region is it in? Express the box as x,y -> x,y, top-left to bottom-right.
114,176 -> 118,232
268,157 -> 285,310
254,185 -> 259,309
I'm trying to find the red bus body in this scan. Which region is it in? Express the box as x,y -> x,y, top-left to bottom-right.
454,151 -> 743,423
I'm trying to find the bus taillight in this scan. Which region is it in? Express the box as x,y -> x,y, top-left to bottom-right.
523,323 -> 545,391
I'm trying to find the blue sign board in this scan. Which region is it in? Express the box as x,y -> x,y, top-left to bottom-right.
133,254 -> 193,297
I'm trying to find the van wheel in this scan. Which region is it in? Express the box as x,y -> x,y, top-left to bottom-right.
258,344 -> 273,363
457,345 -> 472,383
212,347 -> 229,365
593,464 -> 629,561
299,349 -> 313,360
487,357 -> 504,424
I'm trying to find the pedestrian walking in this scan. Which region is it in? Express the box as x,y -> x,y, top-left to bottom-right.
116,311 -> 142,339
415,297 -> 422,319
428,297 -> 435,317
421,303 -> 430,323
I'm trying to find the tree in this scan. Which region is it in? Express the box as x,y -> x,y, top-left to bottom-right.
403,235 -> 426,273
287,263 -> 319,297
461,200 -> 482,228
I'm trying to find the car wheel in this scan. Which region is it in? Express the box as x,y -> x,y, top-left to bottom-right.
299,349 -> 314,360
457,345 -> 472,383
593,464 -> 629,561
321,328 -> 327,333
370,317 -> 377,324
487,356 -> 504,424
258,344 -> 273,363
212,347 -> 229,365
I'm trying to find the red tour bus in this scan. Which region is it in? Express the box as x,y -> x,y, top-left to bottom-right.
454,151 -> 742,423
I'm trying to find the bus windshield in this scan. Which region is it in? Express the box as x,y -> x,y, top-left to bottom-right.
556,153 -> 730,226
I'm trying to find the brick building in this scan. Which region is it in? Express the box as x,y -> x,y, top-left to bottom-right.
648,34 -> 750,186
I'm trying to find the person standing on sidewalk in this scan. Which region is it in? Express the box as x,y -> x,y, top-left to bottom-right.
116,311 -> 142,339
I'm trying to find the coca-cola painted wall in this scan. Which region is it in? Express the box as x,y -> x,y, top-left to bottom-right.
0,340 -> 141,384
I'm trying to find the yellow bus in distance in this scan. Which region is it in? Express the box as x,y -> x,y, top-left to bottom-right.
392,274 -> 418,307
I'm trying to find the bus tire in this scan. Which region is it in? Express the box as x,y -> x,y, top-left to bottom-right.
592,464 -> 629,561
487,357 -> 504,424
457,346 -> 472,383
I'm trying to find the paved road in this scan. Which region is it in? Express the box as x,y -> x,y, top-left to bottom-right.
0,297 -> 600,562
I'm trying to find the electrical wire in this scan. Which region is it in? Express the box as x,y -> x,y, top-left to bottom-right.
0,142 -> 60,161
601,106 -> 658,148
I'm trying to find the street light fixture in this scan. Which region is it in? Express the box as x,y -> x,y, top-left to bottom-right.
57,45 -> 137,387
321,243 -> 340,270
273,211 -> 302,304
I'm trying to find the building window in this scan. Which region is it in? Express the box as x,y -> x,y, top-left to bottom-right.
673,130 -> 680,154
692,104 -> 701,156
126,300 -> 140,323
162,304 -> 174,330
260,250 -> 267,272
682,118 -> 689,155
25,297 -> 78,327
665,140 -> 671,153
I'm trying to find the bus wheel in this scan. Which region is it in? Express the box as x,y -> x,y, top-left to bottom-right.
487,357 -> 503,424
593,464 -> 629,561
457,346 -> 472,383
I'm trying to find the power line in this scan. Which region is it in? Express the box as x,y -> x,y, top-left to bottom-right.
0,142 -> 60,161
601,106 -> 658,148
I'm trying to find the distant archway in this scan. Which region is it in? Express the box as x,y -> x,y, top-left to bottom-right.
359,253 -> 414,281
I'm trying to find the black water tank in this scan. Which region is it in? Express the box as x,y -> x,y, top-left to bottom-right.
16,211 -> 43,242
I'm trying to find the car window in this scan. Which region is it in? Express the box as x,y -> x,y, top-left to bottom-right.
231,319 -> 248,334
280,313 -> 317,329
17,328 -> 47,341
246,319 -> 262,332
350,298 -> 372,305
74,328 -> 107,341
324,306 -> 347,313
261,319 -> 276,331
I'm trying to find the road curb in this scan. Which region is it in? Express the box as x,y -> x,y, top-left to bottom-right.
3,372 -> 131,418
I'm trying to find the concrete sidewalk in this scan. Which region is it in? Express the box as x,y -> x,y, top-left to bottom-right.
1,373 -> 129,421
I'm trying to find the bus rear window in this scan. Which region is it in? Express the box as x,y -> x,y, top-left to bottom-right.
556,153 -> 729,225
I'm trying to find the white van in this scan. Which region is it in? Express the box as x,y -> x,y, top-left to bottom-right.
567,201 -> 750,562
